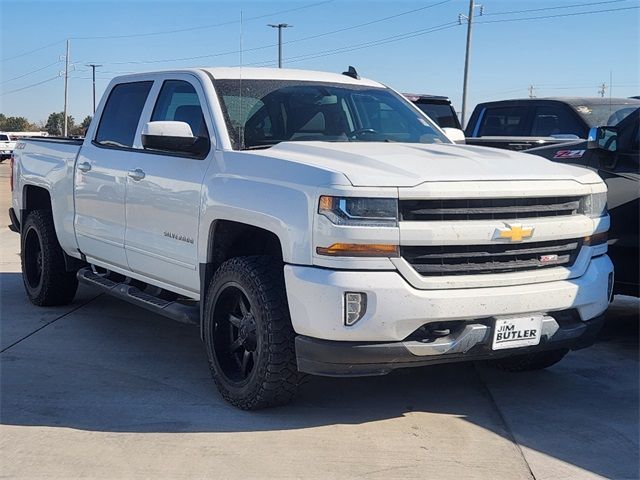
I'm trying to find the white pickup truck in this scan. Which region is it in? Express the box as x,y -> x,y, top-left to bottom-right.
9,67 -> 613,409
0,133 -> 17,162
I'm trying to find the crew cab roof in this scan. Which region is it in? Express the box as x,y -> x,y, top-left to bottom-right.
201,67 -> 384,87
109,67 -> 386,89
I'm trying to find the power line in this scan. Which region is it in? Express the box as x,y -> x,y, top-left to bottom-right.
1,40 -> 65,63
71,0 -> 334,40
1,76 -> 60,96
483,0 -> 627,16
248,22 -> 460,67
0,60 -> 61,85
476,5 -> 639,25
0,1 -> 333,64
82,0 -> 452,66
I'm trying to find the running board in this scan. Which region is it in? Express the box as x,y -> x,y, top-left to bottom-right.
77,267 -> 199,325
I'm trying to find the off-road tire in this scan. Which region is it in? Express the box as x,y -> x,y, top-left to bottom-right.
21,209 -> 78,306
203,255 -> 300,410
491,348 -> 569,372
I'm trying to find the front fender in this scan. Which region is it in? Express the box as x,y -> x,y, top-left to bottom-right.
198,176 -> 316,265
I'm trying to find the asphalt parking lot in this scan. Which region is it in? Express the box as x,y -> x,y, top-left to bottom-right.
0,161 -> 638,480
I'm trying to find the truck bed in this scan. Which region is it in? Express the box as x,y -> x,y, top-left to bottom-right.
11,136 -> 83,256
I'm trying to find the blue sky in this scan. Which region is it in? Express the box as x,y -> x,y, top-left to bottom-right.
1,0 -> 639,125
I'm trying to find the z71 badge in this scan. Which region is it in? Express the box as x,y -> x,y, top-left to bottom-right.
553,149 -> 585,159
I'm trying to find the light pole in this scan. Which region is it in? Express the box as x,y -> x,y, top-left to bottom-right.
86,64 -> 102,114
268,23 -> 292,68
459,1 -> 483,128
63,39 -> 70,137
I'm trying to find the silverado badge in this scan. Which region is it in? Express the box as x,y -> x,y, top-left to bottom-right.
494,223 -> 534,242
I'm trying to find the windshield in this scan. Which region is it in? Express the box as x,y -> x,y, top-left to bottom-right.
572,102 -> 640,127
213,79 -> 448,150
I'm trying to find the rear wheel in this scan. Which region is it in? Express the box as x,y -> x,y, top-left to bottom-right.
21,210 -> 78,306
203,256 -> 300,410
491,348 -> 569,372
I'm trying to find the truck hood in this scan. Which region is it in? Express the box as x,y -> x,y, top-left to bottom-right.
253,141 -> 601,187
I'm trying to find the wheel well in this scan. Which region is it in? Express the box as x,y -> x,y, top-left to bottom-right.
208,220 -> 283,271
21,185 -> 83,272
23,185 -> 52,216
199,221 -> 284,337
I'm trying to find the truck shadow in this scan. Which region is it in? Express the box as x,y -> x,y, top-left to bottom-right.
0,272 -> 638,479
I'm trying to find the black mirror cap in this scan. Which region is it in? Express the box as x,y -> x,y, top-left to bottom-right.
142,134 -> 210,158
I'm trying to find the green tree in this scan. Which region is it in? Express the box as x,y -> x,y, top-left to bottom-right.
80,115 -> 92,129
2,116 -> 31,131
45,112 -> 75,136
70,115 -> 92,136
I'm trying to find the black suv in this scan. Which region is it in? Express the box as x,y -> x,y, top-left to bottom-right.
404,94 -> 462,130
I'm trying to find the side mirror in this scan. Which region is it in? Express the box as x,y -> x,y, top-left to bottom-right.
141,121 -> 209,156
442,127 -> 466,144
587,126 -> 617,152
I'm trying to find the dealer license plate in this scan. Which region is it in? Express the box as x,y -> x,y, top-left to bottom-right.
492,316 -> 543,350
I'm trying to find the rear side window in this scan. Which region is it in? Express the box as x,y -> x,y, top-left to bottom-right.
151,80 -> 209,139
0,135 -> 9,141
415,103 -> 461,129
531,106 -> 583,137
479,106 -> 528,136
95,81 -> 153,148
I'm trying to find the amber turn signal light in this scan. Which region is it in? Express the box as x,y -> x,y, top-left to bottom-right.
584,232 -> 608,246
316,243 -> 399,257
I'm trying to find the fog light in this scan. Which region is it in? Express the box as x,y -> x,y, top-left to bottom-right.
607,272 -> 614,302
345,292 -> 367,326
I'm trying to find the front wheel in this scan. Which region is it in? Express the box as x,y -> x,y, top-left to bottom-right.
203,256 -> 300,410
491,348 -> 569,372
21,209 -> 78,306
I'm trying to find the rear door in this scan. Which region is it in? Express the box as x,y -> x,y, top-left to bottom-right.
74,80 -> 153,269
124,74 -> 213,295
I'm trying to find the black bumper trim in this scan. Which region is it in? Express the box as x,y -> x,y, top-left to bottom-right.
295,314 -> 605,377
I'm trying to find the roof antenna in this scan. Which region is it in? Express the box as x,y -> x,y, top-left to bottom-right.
342,66 -> 360,80
239,10 -> 245,150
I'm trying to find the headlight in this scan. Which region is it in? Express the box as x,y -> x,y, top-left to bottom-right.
318,196 -> 398,227
579,192 -> 607,218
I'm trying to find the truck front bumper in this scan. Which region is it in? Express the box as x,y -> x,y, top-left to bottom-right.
284,255 -> 613,376
295,314 -> 605,376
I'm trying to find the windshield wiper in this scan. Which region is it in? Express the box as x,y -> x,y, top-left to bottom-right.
242,143 -> 280,150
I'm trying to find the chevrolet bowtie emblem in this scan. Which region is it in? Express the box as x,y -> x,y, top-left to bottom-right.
495,224 -> 534,242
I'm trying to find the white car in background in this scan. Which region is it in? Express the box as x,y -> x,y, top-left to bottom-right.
0,133 -> 17,162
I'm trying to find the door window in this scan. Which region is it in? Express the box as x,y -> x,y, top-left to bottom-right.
479,107 -> 528,136
151,80 -> 209,139
532,106 -> 583,137
95,81 -> 153,148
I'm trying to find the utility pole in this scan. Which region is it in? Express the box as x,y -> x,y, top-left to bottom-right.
86,64 -> 102,114
598,82 -> 607,98
63,39 -> 70,137
528,85 -> 536,98
459,1 -> 483,128
268,23 -> 292,68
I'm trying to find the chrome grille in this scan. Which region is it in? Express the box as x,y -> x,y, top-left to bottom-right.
400,196 -> 581,221
401,239 -> 581,276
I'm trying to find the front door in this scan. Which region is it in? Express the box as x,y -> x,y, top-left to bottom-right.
124,77 -> 213,295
